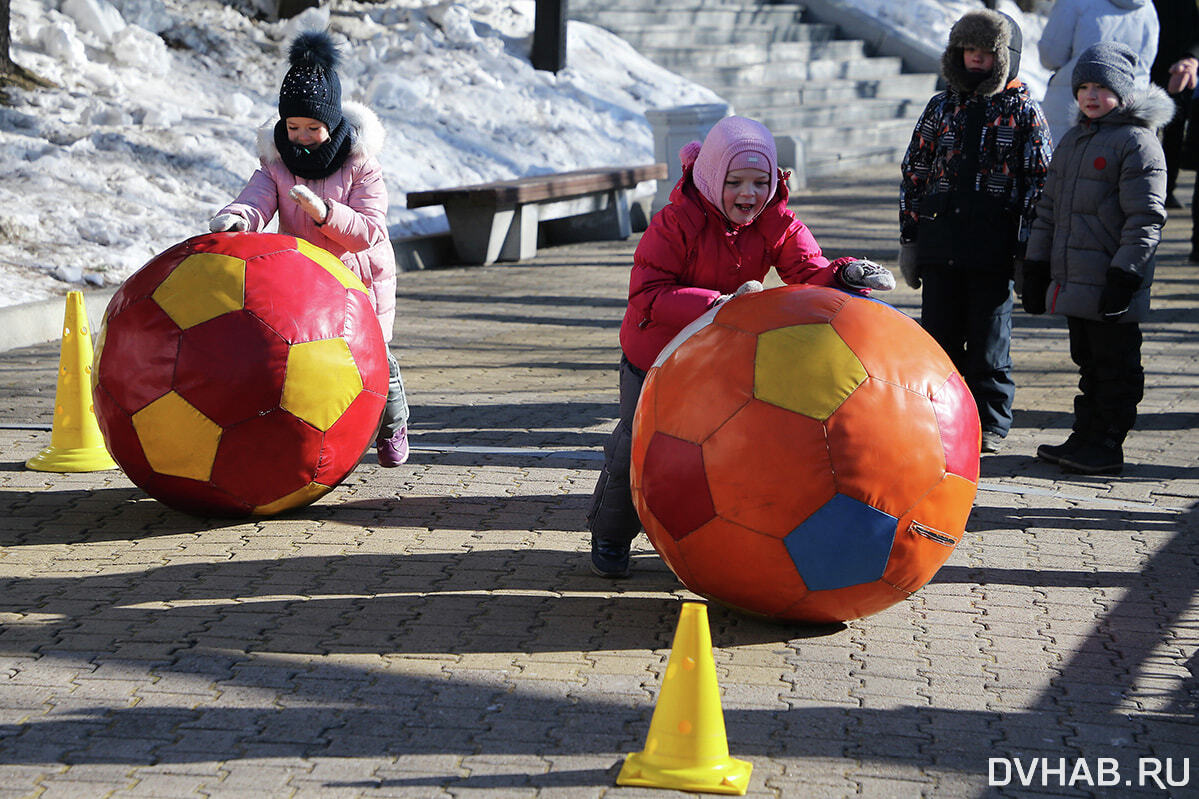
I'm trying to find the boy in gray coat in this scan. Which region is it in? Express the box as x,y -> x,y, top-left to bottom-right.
1022,41 -> 1173,474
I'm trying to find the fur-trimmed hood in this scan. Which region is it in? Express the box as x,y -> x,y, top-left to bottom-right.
1076,83 -> 1176,130
942,9 -> 1022,96
257,100 -> 385,163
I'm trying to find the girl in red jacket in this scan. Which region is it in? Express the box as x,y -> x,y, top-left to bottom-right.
587,115 -> 895,577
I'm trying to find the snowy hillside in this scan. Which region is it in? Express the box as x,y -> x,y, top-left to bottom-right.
1,0 -> 1051,308
0,0 -> 723,305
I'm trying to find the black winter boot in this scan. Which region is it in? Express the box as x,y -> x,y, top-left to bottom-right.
1058,437 -> 1124,475
1036,433 -> 1087,465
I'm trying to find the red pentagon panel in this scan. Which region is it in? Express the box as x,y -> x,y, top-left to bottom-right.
244,251 -> 348,344
174,311 -> 290,427
824,380 -> 946,519
641,433 -> 716,541
141,472 -> 254,517
830,294 -> 953,397
343,291 -> 389,396
95,298 -> 181,415
651,323 -> 756,444
210,410 -> 325,508
103,240 -> 194,321
676,519 -> 809,618
883,473 -> 977,592
712,284 -> 846,335
640,514 -> 696,589
703,398 -> 834,538
91,384 -> 155,487
313,390 -> 386,484
931,372 -> 982,483
782,580 -> 909,624
193,231 -> 298,260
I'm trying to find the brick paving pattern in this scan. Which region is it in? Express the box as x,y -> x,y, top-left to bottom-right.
0,166 -> 1195,798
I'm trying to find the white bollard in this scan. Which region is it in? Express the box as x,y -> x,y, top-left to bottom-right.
646,103 -> 731,217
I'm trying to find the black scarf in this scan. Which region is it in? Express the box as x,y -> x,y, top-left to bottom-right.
959,69 -> 992,95
274,118 -> 352,180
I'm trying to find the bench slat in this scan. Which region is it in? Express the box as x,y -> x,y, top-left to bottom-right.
407,163 -> 666,208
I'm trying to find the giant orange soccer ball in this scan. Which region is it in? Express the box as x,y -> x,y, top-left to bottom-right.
630,286 -> 981,623
92,232 -> 388,517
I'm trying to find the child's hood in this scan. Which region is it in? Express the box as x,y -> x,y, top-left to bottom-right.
257,100 -> 385,163
1083,84 -> 1176,131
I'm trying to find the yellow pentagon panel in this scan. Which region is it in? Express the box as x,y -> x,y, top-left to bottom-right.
281,338 -> 363,431
253,482 -> 333,516
295,239 -> 368,295
131,391 -> 222,481
152,253 -> 246,330
755,323 -> 867,420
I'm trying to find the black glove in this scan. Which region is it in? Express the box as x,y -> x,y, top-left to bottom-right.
898,242 -> 920,289
1098,268 -> 1142,321
1021,259 -> 1051,315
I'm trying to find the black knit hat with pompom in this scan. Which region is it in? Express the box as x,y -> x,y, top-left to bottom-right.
278,31 -> 342,129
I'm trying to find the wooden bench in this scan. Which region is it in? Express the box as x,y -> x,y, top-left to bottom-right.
406,163 -> 667,265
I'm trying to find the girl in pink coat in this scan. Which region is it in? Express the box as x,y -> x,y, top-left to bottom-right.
587,115 -> 896,577
210,32 -> 410,467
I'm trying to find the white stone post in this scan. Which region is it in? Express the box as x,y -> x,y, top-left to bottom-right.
646,103 -> 730,216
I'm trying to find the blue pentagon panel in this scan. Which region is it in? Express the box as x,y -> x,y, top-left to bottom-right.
784,494 -> 898,590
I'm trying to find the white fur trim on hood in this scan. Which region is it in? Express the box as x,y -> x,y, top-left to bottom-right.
256,100 -> 385,163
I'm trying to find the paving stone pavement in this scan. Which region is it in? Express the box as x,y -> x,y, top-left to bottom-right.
0,164 -> 1195,798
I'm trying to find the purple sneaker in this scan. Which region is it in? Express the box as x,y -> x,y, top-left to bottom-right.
377,425 -> 409,467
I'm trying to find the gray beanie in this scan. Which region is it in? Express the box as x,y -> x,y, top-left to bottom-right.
1071,41 -> 1138,103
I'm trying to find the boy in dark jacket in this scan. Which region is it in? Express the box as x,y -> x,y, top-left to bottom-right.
899,9 -> 1052,454
1022,42 -> 1172,475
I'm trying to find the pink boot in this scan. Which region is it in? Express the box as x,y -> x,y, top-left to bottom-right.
377,425 -> 409,467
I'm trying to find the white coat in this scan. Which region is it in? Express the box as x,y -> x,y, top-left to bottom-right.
1038,0 -> 1160,144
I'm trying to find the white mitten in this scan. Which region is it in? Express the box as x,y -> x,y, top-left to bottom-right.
289,185 -> 328,224
209,213 -> 247,232
712,279 -> 764,307
838,259 -> 896,291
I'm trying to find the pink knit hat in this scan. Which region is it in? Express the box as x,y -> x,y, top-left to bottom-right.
684,115 -> 778,212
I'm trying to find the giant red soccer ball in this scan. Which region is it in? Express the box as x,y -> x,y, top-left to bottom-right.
630,286 -> 981,623
92,232 -> 388,517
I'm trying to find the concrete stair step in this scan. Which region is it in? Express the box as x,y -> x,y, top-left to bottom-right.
750,97 -> 917,130
686,54 -> 903,88
794,116 -> 917,150
613,22 -> 835,48
639,38 -> 864,70
573,5 -> 804,28
717,73 -> 939,108
804,144 -> 906,178
569,0 -> 940,182
573,0 -> 773,7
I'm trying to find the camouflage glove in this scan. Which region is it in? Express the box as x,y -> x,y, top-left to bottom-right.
712,280 -> 764,307
835,258 -> 896,292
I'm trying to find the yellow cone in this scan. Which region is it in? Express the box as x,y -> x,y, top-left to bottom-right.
25,291 -> 118,472
617,601 -> 753,795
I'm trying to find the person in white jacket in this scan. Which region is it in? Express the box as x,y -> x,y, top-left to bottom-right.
1038,0 -> 1159,144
